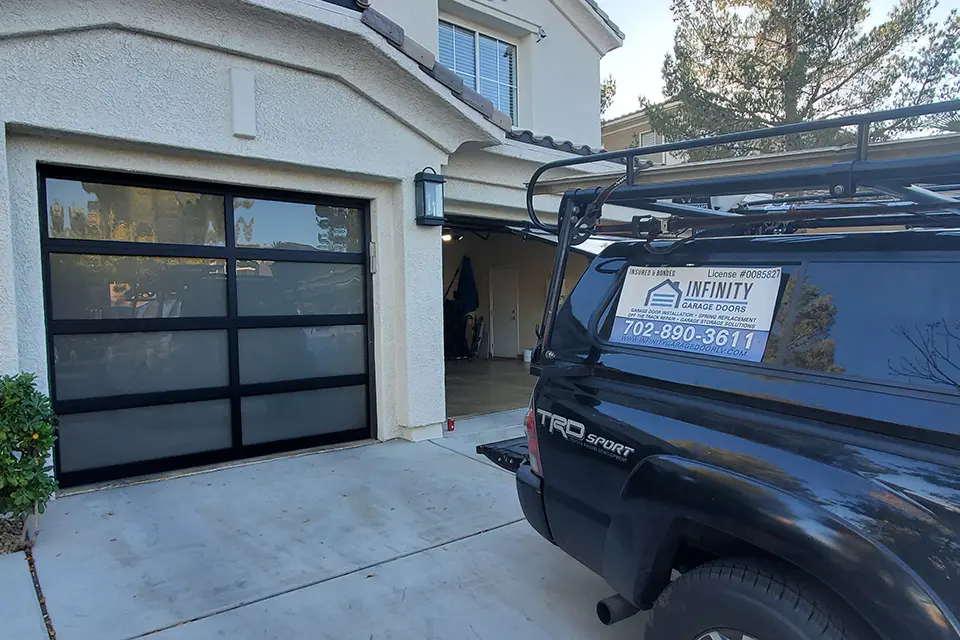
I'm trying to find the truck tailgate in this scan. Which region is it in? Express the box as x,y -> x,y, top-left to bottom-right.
476,437 -> 528,473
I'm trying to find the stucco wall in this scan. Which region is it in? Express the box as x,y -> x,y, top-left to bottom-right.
0,0 -> 511,443
378,0 -> 440,52
442,231 -> 589,356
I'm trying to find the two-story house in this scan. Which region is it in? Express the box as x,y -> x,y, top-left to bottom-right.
0,0 -> 623,486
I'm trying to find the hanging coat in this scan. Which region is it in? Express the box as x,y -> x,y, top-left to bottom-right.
455,255 -> 479,314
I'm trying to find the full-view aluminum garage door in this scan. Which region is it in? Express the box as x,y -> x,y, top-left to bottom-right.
39,166 -> 374,487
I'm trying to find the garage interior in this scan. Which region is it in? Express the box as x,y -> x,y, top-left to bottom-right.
441,217 -> 591,418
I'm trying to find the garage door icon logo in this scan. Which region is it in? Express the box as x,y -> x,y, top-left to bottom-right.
645,279 -> 683,308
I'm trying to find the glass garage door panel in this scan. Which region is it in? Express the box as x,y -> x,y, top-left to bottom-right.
45,179 -> 226,246
234,199 -> 364,253
241,386 -> 367,445
235,261 -> 364,316
53,331 -> 229,400
48,254 -> 227,320
57,400 -> 232,472
238,326 -> 366,385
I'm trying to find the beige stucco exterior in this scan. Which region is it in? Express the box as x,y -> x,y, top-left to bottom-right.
0,0 -> 622,459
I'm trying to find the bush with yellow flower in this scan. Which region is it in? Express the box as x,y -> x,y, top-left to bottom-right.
0,373 -> 57,550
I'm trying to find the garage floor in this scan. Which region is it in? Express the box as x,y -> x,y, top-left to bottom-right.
445,358 -> 535,417
23,427 -> 648,639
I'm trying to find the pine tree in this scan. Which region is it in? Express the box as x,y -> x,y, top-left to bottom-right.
643,0 -> 960,160
601,75 -> 618,118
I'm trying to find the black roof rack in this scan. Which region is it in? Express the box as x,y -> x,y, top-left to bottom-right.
528,100 -> 960,360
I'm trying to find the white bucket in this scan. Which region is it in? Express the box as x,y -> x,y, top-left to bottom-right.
523,349 -> 532,363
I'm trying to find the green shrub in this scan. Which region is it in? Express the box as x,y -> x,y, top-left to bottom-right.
0,373 -> 57,544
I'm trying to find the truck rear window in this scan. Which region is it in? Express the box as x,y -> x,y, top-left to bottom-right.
602,261 -> 960,397
785,262 -> 960,395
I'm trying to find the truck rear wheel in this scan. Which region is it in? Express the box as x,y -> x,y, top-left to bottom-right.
644,558 -> 859,640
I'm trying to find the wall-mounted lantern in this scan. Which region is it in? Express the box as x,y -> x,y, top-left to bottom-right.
415,167 -> 445,227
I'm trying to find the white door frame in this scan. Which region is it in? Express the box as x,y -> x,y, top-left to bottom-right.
488,265 -> 520,358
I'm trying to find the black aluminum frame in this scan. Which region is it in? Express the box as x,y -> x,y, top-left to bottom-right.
37,165 -> 377,487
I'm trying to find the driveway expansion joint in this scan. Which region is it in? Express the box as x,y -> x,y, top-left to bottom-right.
129,518 -> 525,639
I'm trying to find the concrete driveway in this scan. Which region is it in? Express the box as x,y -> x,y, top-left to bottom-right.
17,413 -> 648,639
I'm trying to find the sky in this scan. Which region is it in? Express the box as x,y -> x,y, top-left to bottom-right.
597,0 -> 960,120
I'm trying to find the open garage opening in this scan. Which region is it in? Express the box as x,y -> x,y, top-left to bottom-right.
441,216 -> 591,419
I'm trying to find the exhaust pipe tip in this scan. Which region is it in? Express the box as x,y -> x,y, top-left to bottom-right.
596,594 -> 640,626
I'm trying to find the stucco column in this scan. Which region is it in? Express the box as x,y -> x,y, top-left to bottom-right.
0,122 -> 21,375
395,178 -> 446,442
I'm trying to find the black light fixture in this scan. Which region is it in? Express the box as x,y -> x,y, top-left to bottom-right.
415,167 -> 445,226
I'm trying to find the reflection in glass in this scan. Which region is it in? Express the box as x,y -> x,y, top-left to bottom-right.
761,268 -> 838,369
233,199 -> 363,253
45,179 -> 225,245
58,400 -> 232,472
239,326 -> 366,385
236,261 -> 364,316
53,331 -> 228,400
49,254 -> 226,320
786,262 -> 960,393
241,385 -> 367,445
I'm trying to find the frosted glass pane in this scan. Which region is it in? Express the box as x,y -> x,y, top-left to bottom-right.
53,331 -> 229,400
236,261 -> 364,316
239,325 -> 366,384
58,400 -> 232,472
241,386 -> 367,444
49,254 -> 226,320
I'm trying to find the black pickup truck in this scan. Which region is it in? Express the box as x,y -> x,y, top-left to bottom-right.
480,101 -> 960,640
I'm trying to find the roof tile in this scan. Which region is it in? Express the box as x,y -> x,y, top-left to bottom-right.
461,86 -> 495,118
361,8 -> 403,47
507,129 -> 604,156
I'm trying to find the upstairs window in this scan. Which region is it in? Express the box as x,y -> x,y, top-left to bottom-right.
640,131 -> 659,147
438,20 -> 517,124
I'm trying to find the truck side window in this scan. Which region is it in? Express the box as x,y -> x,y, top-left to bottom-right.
783,262 -> 960,395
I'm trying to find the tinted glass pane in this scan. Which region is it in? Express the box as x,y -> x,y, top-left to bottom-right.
53,331 -> 228,400
234,199 -> 363,252
241,386 -> 367,445
45,179 -> 225,245
236,261 -> 364,316
239,325 -> 366,384
784,262 -> 960,394
49,254 -> 226,320
58,400 -> 232,472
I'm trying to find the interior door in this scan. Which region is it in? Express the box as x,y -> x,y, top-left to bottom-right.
490,266 -> 520,358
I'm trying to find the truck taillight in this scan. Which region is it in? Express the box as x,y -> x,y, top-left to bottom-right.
524,405 -> 543,476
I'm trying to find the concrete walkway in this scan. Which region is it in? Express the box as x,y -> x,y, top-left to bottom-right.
0,551 -> 47,640
17,432 -> 647,639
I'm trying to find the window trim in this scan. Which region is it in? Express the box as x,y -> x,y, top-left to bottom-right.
38,164 -> 377,487
438,19 -> 518,125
